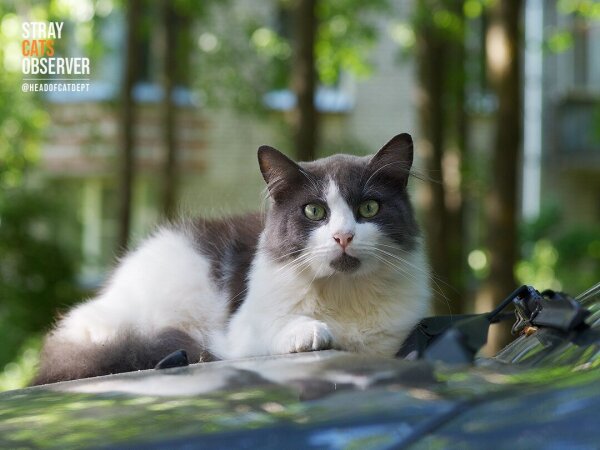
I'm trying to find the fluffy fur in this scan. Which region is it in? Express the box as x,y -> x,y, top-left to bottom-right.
34,133 -> 431,384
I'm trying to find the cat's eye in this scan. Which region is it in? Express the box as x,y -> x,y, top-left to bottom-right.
304,203 -> 326,221
358,200 -> 380,218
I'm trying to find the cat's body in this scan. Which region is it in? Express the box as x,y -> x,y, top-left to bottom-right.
34,134 -> 431,385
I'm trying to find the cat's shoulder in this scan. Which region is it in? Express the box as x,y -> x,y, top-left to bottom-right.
181,212 -> 265,243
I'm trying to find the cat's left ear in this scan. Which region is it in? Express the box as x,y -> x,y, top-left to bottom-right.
367,133 -> 414,188
257,145 -> 304,201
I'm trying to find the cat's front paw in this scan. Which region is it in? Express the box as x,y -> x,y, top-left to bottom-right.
278,319 -> 333,354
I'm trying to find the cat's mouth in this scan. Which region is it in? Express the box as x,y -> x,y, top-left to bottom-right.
329,254 -> 361,273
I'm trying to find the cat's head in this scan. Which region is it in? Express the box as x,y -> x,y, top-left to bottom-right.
258,133 -> 419,278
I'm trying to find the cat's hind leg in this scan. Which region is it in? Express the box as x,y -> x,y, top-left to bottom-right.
33,327 -> 214,385
35,228 -> 227,383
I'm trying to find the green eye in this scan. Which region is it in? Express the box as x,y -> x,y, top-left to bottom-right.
304,203 -> 326,221
358,200 -> 380,218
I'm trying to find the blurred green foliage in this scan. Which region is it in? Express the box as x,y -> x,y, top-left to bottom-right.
0,75 -> 47,189
557,0 -> 600,18
0,190 -> 80,366
315,0 -> 390,84
468,207 -> 600,296
546,0 -> 600,53
194,0 -> 389,111
0,1 -> 80,389
516,207 -> 600,294
0,337 -> 40,392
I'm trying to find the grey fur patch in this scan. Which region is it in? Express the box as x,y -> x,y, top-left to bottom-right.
186,213 -> 264,313
33,328 -> 211,385
329,254 -> 361,272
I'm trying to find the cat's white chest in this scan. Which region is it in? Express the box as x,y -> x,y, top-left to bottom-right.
220,248 -> 430,360
300,275 -> 428,356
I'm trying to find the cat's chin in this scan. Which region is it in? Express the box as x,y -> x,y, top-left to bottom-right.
329,254 -> 361,273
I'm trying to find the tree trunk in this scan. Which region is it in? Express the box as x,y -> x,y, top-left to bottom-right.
116,0 -> 141,254
292,0 -> 318,161
445,0 -> 468,314
416,0 -> 469,315
416,1 -> 451,315
161,0 -> 178,219
478,0 -> 523,352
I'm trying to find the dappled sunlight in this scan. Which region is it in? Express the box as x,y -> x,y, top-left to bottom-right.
485,24 -> 510,79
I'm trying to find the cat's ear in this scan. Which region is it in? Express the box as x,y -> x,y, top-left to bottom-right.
367,133 -> 413,188
258,145 -> 304,201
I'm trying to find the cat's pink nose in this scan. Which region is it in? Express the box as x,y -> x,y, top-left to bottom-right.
333,232 -> 354,250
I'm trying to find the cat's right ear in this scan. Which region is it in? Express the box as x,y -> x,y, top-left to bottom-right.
257,146 -> 303,201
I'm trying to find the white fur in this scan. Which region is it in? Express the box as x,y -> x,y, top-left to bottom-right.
53,180 -> 431,361
54,228 -> 229,349
219,237 -> 430,358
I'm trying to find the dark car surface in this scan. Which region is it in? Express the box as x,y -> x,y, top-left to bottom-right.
1,287 -> 599,449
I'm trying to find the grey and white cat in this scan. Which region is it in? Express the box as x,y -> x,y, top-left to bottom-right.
34,133 -> 431,384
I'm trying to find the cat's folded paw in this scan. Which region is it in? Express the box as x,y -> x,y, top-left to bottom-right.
278,318 -> 333,354
58,306 -> 116,344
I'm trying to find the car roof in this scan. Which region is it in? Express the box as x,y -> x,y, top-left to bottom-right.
1,290 -> 599,449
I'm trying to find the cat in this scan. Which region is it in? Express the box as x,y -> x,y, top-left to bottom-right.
33,133 -> 431,385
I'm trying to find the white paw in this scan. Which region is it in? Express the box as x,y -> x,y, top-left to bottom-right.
278,319 -> 333,354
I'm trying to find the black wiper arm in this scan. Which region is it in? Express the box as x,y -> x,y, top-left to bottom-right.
398,284 -> 593,365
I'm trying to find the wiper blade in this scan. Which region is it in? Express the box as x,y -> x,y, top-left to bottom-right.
576,281 -> 600,302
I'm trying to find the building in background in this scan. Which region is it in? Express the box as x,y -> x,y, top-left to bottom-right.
536,2 -> 600,225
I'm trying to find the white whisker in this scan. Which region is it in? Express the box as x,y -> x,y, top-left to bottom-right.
354,243 -> 452,314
